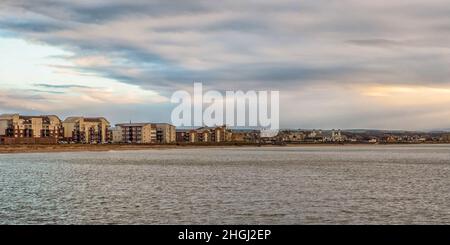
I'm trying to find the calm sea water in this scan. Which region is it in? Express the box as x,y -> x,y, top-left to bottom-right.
0,145 -> 449,224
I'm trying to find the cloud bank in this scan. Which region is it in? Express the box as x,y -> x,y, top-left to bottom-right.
1,0 -> 450,129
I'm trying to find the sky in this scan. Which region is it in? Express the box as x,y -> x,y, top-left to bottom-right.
1,0 -> 450,130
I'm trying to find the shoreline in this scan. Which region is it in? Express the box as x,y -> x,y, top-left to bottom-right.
0,142 -> 449,154
0,143 -> 263,154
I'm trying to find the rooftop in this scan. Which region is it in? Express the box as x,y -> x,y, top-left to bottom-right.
116,123 -> 153,127
63,117 -> 109,124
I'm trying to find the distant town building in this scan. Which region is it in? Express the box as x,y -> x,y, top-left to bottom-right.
304,130 -> 324,143
328,129 -> 345,142
0,114 -> 62,144
440,134 -> 450,142
368,138 -> 378,144
278,130 -> 305,142
383,135 -> 398,143
307,130 -> 322,138
63,117 -> 110,144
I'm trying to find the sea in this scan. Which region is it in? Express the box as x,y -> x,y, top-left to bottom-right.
0,145 -> 449,224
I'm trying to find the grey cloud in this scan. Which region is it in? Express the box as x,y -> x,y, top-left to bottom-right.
2,0 -> 450,92
0,20 -> 64,33
2,0 -> 450,128
346,39 -> 402,47
5,0 -> 212,23
34,83 -> 94,89
151,18 -> 269,33
26,89 -> 65,94
75,62 -> 369,92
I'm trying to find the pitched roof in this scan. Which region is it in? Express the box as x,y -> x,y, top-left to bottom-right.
63,117 -> 82,123
154,123 -> 175,127
63,117 -> 110,124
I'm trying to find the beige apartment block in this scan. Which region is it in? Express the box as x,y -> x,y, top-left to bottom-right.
175,125 -> 232,143
0,114 -> 62,144
189,130 -> 197,143
0,120 -> 8,137
63,117 -> 110,143
198,129 -> 210,142
196,125 -> 232,143
155,123 -> 176,144
116,123 -> 156,144
109,126 -> 124,143
214,125 -> 232,142
176,130 -> 196,143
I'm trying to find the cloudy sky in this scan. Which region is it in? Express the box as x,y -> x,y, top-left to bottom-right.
1,0 -> 450,130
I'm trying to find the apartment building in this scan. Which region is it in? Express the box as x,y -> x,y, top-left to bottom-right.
116,123 -> 156,144
155,123 -> 176,144
230,130 -> 261,143
197,125 -> 231,142
176,125 -> 231,143
0,114 -> 63,144
197,128 -> 211,142
109,126 -> 123,143
176,129 -> 197,143
63,117 -> 110,143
